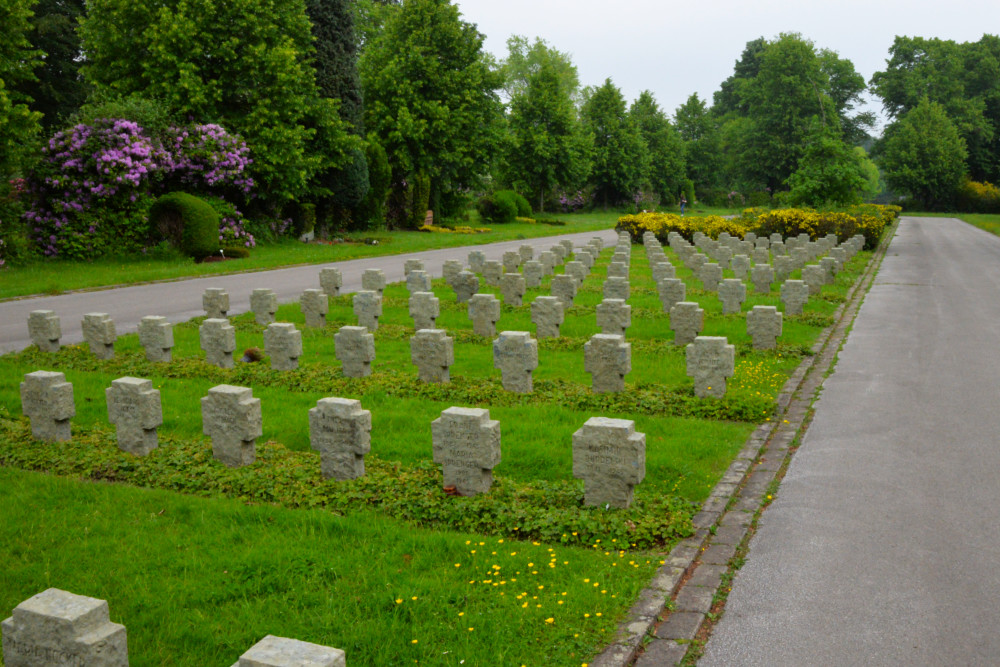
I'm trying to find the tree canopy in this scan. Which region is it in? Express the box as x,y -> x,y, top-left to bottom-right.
580,79 -> 649,208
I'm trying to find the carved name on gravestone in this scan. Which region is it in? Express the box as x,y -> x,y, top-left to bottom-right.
431,407 -> 501,496
82,313 -> 115,360
250,288 -> 278,325
202,384 -> 262,468
264,323 -> 302,371
231,635 -> 345,667
203,287 -> 229,319
603,276 -> 630,301
410,329 -> 454,383
300,289 -> 328,328
319,267 -> 343,296
468,293 -> 501,337
200,318 -> 236,368
106,377 -> 162,456
719,278 -> 746,314
361,268 -> 386,296
522,260 -> 543,288
138,316 -> 173,362
20,370 -> 74,442
468,250 -> 486,274
500,272 -> 526,307
550,274 -> 577,307
442,259 -> 463,286
538,251 -> 557,275
698,262 -> 723,292
28,310 -> 61,352
801,265 -> 825,295
750,264 -> 775,294
518,244 -> 534,263
406,269 -> 432,295
1,588 -> 128,667
774,255 -> 794,282
564,260 -> 587,286
584,333 -> 631,393
404,259 -> 424,277
409,291 -> 440,330
596,298 -> 631,337
309,398 -> 371,481
493,331 -> 538,393
531,296 -> 564,338
747,305 -> 783,350
353,290 -> 382,331
781,279 -> 809,315
657,277 -> 686,313
572,417 -> 645,509
334,326 -> 375,377
503,250 -> 521,274
670,301 -> 704,345
686,336 -> 736,399
452,270 -> 479,303
482,260 -> 503,287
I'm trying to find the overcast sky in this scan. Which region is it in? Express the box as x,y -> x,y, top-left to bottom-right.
455,0 -> 1000,134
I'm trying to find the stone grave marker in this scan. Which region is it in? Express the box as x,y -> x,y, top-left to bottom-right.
771,240 -> 786,256
202,384 -> 262,467
406,269 -> 432,294
200,318 -> 236,368
670,301 -> 704,345
20,370 -> 74,441
522,260 -> 543,288
442,259 -> 463,286
404,259 -> 424,276
576,250 -> 594,270
584,333 -> 631,393
353,290 -> 382,331
550,243 -> 568,262
468,250 -> 486,274
300,289 -> 328,328
565,260 -> 587,285
774,255 -> 794,282
730,254 -> 750,280
790,247 -> 809,270
819,257 -> 838,283
138,316 -> 173,362
651,260 -> 676,283
319,267 -> 342,296
750,264 -> 775,294
572,417 -> 645,509
452,270 -> 479,302
1,588 -> 128,667
752,248 -> 770,265
687,252 -> 708,272
550,274 -> 577,306
431,407 -> 501,496
410,329 -> 454,383
686,336 -> 735,398
502,250 -> 521,274
518,244 -> 534,263
500,273 -> 526,307
606,261 -> 628,279
264,323 -> 302,371
781,279 -> 809,315
769,233 -> 783,244
82,313 -> 116,360
596,298 -> 631,337
719,278 -> 746,314
106,377 -> 162,456
335,326 -> 375,377
560,239 -> 574,255
801,265 -> 825,295
698,262 -> 723,292
745,232 -> 757,244
747,305 -> 783,350
309,397 -> 371,481
409,291 -> 440,330
468,293 -> 501,337
203,287 -> 229,319
250,288 -> 278,325
493,331 -> 538,393
656,278 -> 686,313
232,635 -> 345,667
538,250 -> 557,275
482,260 -> 503,287
829,247 -> 847,271
590,236 -> 604,250
603,276 -> 630,301
27,310 -> 61,352
531,296 -> 564,338
361,268 -> 386,296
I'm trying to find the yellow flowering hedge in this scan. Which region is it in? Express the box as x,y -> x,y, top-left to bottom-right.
956,180 -> 1000,213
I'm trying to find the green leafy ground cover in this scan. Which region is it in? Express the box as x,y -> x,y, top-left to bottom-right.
0,238 -> 869,665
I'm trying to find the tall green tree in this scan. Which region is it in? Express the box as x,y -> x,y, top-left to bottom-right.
500,35 -> 580,105
629,91 -> 685,202
0,0 -> 42,180
580,79 -> 648,208
785,125 -> 867,207
674,93 -> 720,192
878,97 -> 968,210
712,37 -> 766,117
360,0 -> 503,224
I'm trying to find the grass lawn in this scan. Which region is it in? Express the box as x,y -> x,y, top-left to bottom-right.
0,232 -> 869,665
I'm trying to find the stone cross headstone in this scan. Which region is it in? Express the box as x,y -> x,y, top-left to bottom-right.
572,417 -> 645,509
28,310 -> 61,352
750,264 -> 775,294
550,274 -> 577,307
522,261 -> 543,288
500,272 -> 526,307
551,244 -> 568,262
829,247 -> 847,271
755,237 -> 770,250
200,318 -> 236,368
409,291 -> 440,330
801,265 -> 825,295
770,233 -> 783,244
730,255 -> 750,280
657,278 -> 686,313
771,240 -> 786,256
590,236 -> 604,251
790,247 -> 809,270
138,316 -> 173,362
319,267 -> 342,296
353,290 -> 382,331
106,376 -> 162,456
468,293 -> 501,337
361,268 -> 386,296
718,278 -> 746,314
309,397 -> 371,481
698,262 -> 723,292
538,251 -> 557,275
334,326 -> 375,377
502,250 -> 521,274
264,323 -> 302,371
1,588 -> 128,667
431,407 -> 501,496
565,260 -> 587,285
442,259 -> 463,286
20,370 -> 74,441
410,329 -> 454,383
670,301 -> 704,345
819,257 -> 837,283
203,288 -> 229,319
300,289 -> 328,328
607,261 -> 628,279
576,249 -> 594,271
406,269 -> 432,294
404,259 -> 424,277
531,296 -> 564,338
250,288 -> 278,325
231,635 -> 345,667
596,299 -> 631,337
781,279 -> 809,315
468,250 -> 486,274
81,313 -> 116,360
518,244 -> 534,263
603,276 -> 630,301
752,248 -> 770,265
584,333 -> 631,393
651,260 -> 675,283
202,384 -> 262,468
452,270 -> 479,302
482,260 -> 503,287
686,336 -> 736,398
493,331 -> 538,393
747,305 -> 783,350
774,255 -> 794,282
560,239 -> 574,255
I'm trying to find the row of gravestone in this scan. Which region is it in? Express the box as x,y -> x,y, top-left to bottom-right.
20,370 -> 650,506
1,587 -> 345,667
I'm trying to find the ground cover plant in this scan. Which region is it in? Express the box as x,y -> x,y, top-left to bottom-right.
0,233 -> 874,664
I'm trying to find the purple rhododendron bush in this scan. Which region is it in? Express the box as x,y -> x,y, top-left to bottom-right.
24,119 -> 254,259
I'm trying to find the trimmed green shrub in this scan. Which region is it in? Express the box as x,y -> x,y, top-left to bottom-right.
149,192 -> 220,260
410,172 -> 431,228
496,189 -> 532,216
476,192 -> 517,223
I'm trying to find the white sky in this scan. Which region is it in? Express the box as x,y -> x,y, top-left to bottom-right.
455,0 -> 1000,134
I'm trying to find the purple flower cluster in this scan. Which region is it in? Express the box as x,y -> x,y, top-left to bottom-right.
166,124 -> 253,194
219,210 -> 256,248
557,190 -> 588,213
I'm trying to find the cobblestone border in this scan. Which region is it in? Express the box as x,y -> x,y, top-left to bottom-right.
590,224 -> 898,667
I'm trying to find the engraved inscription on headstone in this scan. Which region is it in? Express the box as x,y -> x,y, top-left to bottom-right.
106,376 -> 162,456
572,417 -> 645,509
410,329 -> 454,383
202,384 -> 262,468
309,397 -> 371,481
20,370 -> 74,442
431,407 -> 501,496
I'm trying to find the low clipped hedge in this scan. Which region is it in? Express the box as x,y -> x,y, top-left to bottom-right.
150,192 -> 220,260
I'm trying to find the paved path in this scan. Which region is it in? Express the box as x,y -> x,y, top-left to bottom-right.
0,228 -> 617,354
701,216 -> 1000,665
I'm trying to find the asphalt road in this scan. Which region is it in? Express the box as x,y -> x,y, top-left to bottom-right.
700,217 -> 1000,665
0,229 -> 618,354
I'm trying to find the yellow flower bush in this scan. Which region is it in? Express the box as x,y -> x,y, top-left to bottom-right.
956,179 -> 1000,213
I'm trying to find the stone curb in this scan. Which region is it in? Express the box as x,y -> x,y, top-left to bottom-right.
590,224 -> 897,667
